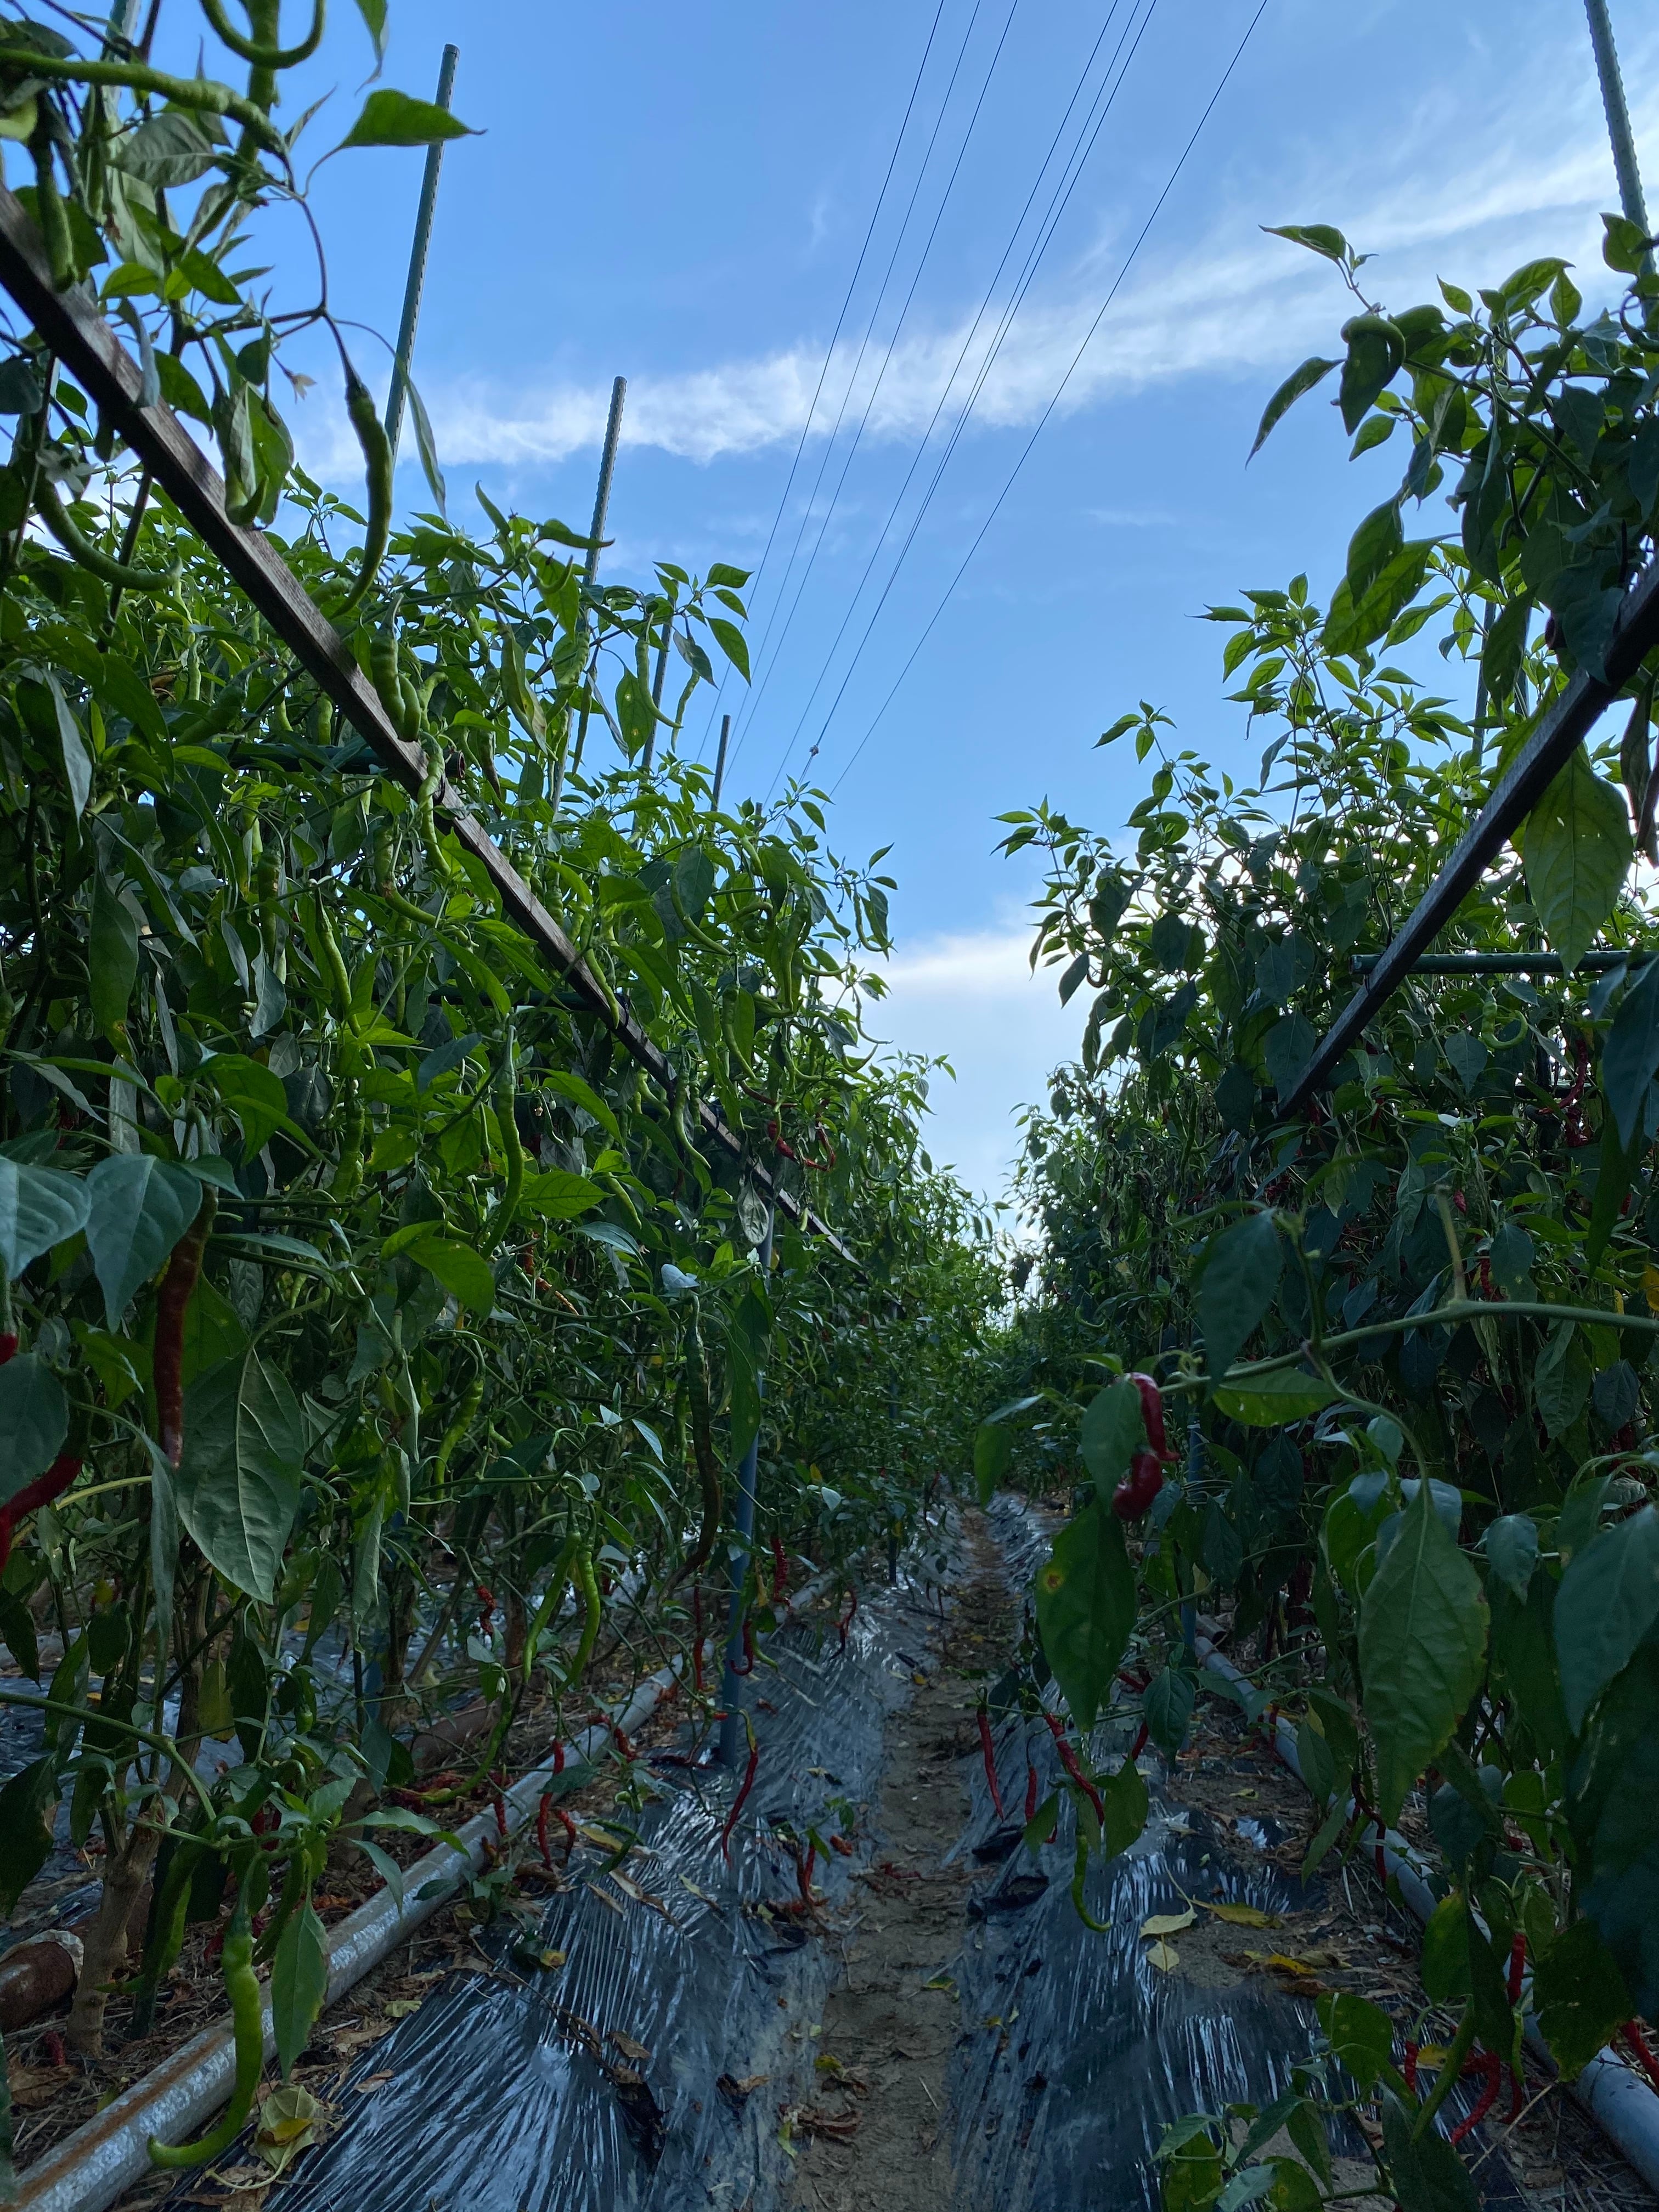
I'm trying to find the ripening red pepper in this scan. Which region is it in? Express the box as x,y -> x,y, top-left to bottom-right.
797,1839 -> 817,1904
1128,1721 -> 1149,1762
1127,1374 -> 1174,1462
0,1333 -> 17,1366
1044,1711 -> 1104,1825
1623,2021 -> 1659,2094
490,1772 -> 508,1842
1112,1448 -> 1164,1522
978,1707 -> 1006,1822
772,1533 -> 789,1601
721,1731 -> 760,1861
0,1452 -> 82,1574
1025,1762 -> 1038,1824
1448,2052 -> 1502,2145
838,1585 -> 858,1651
153,1191 -> 216,1468
731,1618 -> 756,1677
1506,1932 -> 1526,2005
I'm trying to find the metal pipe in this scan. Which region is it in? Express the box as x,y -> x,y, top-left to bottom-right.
383,43 -> 459,461
1585,0 -> 1651,269
1283,558 -> 1659,1117
719,1206 -> 775,1766
554,375 -> 627,810
710,711 -> 732,812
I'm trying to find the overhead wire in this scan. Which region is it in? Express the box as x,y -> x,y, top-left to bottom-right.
761,0 -> 1153,797
823,0 -> 1271,797
723,0 -> 1019,774
691,0 -> 952,760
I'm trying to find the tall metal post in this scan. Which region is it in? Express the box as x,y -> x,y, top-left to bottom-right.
1180,1412 -> 1203,1661
1585,1 -> 1652,268
710,712 -> 732,812
384,44 -> 460,460
719,1207 -> 774,1767
552,374 -> 627,814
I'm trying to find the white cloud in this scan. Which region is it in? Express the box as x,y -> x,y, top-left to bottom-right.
343,22 -> 1656,487
866,921 -> 1082,1204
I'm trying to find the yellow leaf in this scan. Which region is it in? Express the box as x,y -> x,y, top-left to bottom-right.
1140,1909 -> 1197,1938
1645,1263 -> 1659,1315
1207,1902 -> 1281,1928
1146,1939 -> 1181,1971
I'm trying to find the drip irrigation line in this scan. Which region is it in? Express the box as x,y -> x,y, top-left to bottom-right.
823,0 -> 1268,797
694,0 -> 953,759
764,0 -> 1156,800
1282,558 -> 1659,1118
0,192 -> 855,1268
725,0 -> 1016,775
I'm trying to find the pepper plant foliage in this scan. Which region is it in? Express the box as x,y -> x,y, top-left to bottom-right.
0,0 -> 998,2140
989,216 -> 1659,2206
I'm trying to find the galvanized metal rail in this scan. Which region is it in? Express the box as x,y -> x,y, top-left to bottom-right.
0,190 -> 853,1265
1283,558 -> 1659,1117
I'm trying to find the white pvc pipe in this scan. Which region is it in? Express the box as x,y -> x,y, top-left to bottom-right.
18,1574 -> 831,2212
1196,1640 -> 1659,2194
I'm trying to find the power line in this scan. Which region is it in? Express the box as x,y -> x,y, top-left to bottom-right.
725,0 -> 1019,772
823,0 -> 1270,797
692,0 -> 952,758
764,0 -> 1158,797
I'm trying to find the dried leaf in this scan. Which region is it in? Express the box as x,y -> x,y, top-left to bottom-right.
1140,1909 -> 1197,1937
1146,1939 -> 1181,1971
610,2030 -> 652,2064
1206,1901 -> 1281,1928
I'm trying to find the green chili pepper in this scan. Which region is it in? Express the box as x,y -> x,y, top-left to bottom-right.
33,472 -> 174,590
681,1308 -> 722,1576
148,1894 -> 263,2168
487,1049 -> 524,1249
433,1370 -> 485,1491
200,0 -> 325,71
571,1545 -> 601,1681
335,362 -> 393,614
29,109 -> 75,290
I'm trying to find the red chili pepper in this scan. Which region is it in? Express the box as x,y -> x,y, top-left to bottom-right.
720,1731 -> 760,1861
1117,1668 -> 1150,1692
1507,1931 -> 1526,2005
0,1452 -> 82,1575
537,1793 -> 555,1868
490,1771 -> 507,1842
1025,1761 -> 1038,1824
153,1192 -> 215,1467
1127,1374 -> 1174,1461
1128,1721 -> 1149,1762
731,1617 -> 755,1677
0,1333 -> 17,1366
797,1839 -> 817,1904
767,1118 -> 799,1163
978,1708 -> 1006,1822
476,1583 -> 494,1634
611,1721 -> 634,1762
41,2029 -> 67,2068
838,1585 -> 857,1651
1404,2042 -> 1419,2095
1044,1711 -> 1104,1825
1112,1448 -> 1164,1522
1623,2021 -> 1659,2094
1448,2052 -> 1502,2144
772,1533 -> 789,1602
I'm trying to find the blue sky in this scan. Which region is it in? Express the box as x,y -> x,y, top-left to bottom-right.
191,0 -> 1658,1200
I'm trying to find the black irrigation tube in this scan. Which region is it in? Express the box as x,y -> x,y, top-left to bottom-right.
1283,560 -> 1659,1118
0,191 -> 855,1269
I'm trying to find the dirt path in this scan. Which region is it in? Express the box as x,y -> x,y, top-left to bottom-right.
787,1513 -> 1014,2212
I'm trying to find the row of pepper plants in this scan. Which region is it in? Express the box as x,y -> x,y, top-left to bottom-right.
0,0 -> 1002,2179
981,215 -> 1659,2212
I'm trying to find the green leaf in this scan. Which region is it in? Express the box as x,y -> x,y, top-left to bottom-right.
0,1758 -> 56,1914
540,1070 -> 622,1144
974,1421 -> 1012,1506
84,1155 -> 202,1329
1420,1893 -> 1471,2003
518,1170 -> 605,1221
1212,1366 -> 1339,1427
1101,1750 -> 1148,1857
403,1231 -> 496,1313
175,1352 -> 304,1600
1264,223 -> 1350,264
1522,745 -> 1633,972
0,1159 -> 89,1277
1344,499 -> 1404,604
351,0 -> 387,61
1380,2091 -> 1478,2212
206,1053 -> 291,1156
1534,1917 -> 1633,2079
707,617 -> 749,682
1556,1506 -> 1659,1732
1249,357 -> 1338,459
1483,1514 -> 1538,1601
89,874 -> 139,1040
1143,1665 -> 1196,1758
1314,1990 -> 1394,2094
1358,1481 -> 1488,1822
1079,1378 -> 1146,1497
271,1900 -> 329,2077
0,1355 -> 67,1499
1601,957 -> 1659,1148
1033,1502 -> 1135,1730
1199,1212 -> 1282,1381
338,89 -> 477,149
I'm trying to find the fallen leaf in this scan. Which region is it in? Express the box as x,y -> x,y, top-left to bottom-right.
256,2083 -> 322,2176
1206,1902 -> 1281,1928
610,2030 -> 652,2064
795,2102 -> 862,2141
588,1882 -> 628,1915
383,1998 -> 422,2019
717,2071 -> 768,2105
922,1973 -> 957,1995
356,2071 -> 394,2095
1146,1940 -> 1181,1972
7,2067 -> 66,2111
1140,1910 -> 1197,1938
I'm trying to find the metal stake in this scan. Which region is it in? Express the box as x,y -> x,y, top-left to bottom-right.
719,1206 -> 775,1767
711,712 -> 732,812
1585,0 -> 1652,267
552,373 -> 627,814
384,43 -> 460,461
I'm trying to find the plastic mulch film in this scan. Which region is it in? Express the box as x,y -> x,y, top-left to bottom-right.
230,1533 -> 963,2212
947,1497 -> 1526,2212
